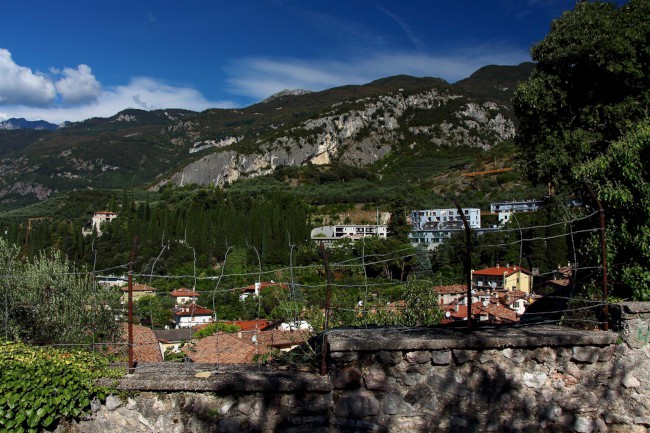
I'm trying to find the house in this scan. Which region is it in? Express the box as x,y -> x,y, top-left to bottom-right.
83,211 -> 118,236
172,303 -> 214,329
434,284 -> 468,306
120,284 -> 157,304
184,332 -> 269,364
170,287 -> 200,305
240,281 -> 288,300
310,224 -> 388,246
97,275 -> 128,287
153,328 -> 195,359
221,319 -> 273,331
471,264 -> 533,294
490,199 -> 543,224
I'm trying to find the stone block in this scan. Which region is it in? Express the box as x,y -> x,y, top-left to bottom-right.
364,365 -> 389,391
105,395 -> 122,411
218,418 -> 241,433
523,371 -> 548,389
331,366 -> 362,389
503,348 -> 528,363
452,349 -> 477,364
532,347 -> 557,364
574,416 -> 594,433
375,351 -> 402,366
431,350 -> 452,365
405,350 -> 431,364
329,351 -> 358,363
404,383 -> 431,406
572,346 -> 600,363
622,372 -> 641,388
334,390 -> 380,418
382,392 -> 413,415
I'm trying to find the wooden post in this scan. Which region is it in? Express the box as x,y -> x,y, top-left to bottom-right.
127,236 -> 139,374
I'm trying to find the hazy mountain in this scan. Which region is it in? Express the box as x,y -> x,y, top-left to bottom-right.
0,118 -> 59,131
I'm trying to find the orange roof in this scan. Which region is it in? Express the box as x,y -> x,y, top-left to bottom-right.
477,303 -> 519,322
473,265 -> 530,277
254,329 -> 311,348
173,303 -> 214,317
120,284 -> 156,292
434,284 -> 467,295
185,332 -> 269,364
170,287 -> 200,297
221,319 -> 272,331
119,323 -> 163,363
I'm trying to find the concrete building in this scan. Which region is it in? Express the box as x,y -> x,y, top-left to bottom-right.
311,224 -> 388,246
471,264 -> 533,294
410,208 -> 481,230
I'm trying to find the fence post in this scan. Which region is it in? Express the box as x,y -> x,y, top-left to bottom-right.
583,182 -> 609,331
454,199 -> 473,329
319,242 -> 332,375
127,236 -> 139,374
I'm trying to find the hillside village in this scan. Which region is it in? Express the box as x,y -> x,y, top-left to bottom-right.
93,196 -> 574,365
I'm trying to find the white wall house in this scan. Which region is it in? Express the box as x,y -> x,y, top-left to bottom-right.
410,208 -> 481,231
83,211 -> 118,236
172,304 -> 214,329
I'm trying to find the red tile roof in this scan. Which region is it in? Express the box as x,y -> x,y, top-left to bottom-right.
185,332 -> 269,364
119,323 -> 163,363
472,265 -> 531,277
170,287 -> 200,297
434,284 -> 467,295
221,319 -> 272,331
172,303 -> 214,317
254,329 -> 312,348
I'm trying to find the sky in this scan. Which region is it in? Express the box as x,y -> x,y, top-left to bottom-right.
0,0 -> 607,124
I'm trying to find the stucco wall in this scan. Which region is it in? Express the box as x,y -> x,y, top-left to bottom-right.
60,303 -> 650,433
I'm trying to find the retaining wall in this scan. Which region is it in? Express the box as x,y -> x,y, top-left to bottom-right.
60,302 -> 650,433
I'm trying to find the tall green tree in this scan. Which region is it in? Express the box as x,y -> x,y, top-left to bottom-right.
512,0 -> 650,299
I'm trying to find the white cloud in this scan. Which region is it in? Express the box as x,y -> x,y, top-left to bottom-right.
2,76 -> 235,124
54,64 -> 101,104
227,46 -> 531,101
0,48 -> 234,123
0,48 -> 56,106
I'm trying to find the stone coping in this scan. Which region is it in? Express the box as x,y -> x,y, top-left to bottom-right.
618,302 -> 650,315
100,364 -> 330,393
326,324 -> 617,352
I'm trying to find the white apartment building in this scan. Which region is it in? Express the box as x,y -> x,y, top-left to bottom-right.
410,208 -> 481,230
311,224 -> 388,246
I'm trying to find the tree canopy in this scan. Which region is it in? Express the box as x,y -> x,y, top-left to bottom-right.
512,0 -> 650,299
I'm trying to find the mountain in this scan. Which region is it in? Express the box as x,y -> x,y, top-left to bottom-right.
0,118 -> 59,131
0,63 -> 534,210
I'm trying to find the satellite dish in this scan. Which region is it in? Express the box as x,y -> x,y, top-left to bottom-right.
445,312 -> 451,318
251,335 -> 257,344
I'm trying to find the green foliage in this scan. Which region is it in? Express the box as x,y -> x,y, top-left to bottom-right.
513,0 -> 650,299
0,342 -> 120,432
135,295 -> 172,328
0,238 -> 121,345
192,322 -> 240,339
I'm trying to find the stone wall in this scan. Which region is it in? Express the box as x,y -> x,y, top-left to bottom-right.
60,303 -> 650,433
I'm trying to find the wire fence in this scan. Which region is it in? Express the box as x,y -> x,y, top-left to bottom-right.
0,204 -> 613,373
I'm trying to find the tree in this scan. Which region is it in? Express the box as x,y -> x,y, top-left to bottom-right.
0,238 -> 121,344
386,199 -> 411,244
512,0 -> 650,299
135,295 -> 172,328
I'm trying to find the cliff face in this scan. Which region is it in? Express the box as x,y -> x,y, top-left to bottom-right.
166,88 -> 515,188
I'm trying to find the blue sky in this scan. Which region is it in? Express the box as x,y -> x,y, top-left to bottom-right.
0,0 -> 601,123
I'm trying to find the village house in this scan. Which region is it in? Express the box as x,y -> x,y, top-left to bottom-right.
240,281 -> 288,300
172,303 -> 214,329
120,284 -> 157,304
82,211 -> 118,236
471,264 -> 533,294
170,287 -> 200,305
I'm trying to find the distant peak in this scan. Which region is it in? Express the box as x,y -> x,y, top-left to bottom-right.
262,89 -> 312,103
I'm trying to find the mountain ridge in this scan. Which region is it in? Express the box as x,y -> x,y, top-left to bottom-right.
0,63 -> 535,210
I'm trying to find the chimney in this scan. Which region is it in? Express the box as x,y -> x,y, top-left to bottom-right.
496,264 -> 500,268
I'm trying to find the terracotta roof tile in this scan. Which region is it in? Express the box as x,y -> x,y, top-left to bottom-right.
221,319 -> 272,331
472,265 -> 531,277
119,323 -> 163,363
172,303 -> 214,317
185,332 -> 269,364
170,287 -> 200,297
434,284 -> 467,295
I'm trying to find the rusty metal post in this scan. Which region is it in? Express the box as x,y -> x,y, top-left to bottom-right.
127,236 -> 139,374
583,182 -> 609,331
319,242 -> 332,375
454,199 -> 473,329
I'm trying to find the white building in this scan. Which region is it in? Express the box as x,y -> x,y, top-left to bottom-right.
172,304 -> 214,329
311,224 -> 388,246
490,200 -> 543,224
410,208 -> 481,231
83,211 -> 118,236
